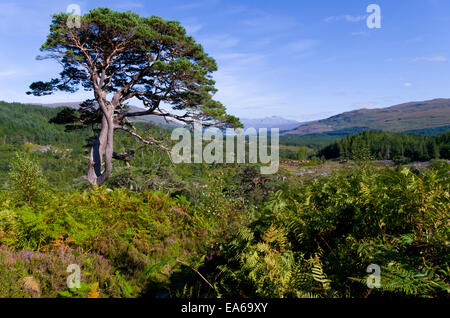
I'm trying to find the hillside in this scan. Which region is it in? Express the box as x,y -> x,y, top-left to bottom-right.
0,101 -> 87,146
35,102 -> 182,128
283,98 -> 450,135
0,101 -> 173,188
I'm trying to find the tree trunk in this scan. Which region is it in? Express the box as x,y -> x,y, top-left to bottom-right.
86,107 -> 115,186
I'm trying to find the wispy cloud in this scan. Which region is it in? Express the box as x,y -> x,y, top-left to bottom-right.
411,55 -> 447,62
184,24 -> 203,34
252,38 -> 272,47
174,0 -> 220,10
241,15 -> 298,30
0,2 -> 46,35
332,90 -> 362,97
0,69 -> 21,77
199,34 -> 239,50
325,15 -> 366,23
283,39 -> 318,60
352,31 -> 369,36
211,50 -> 291,118
287,40 -> 319,53
230,5 -> 299,32
405,36 -> 425,44
113,2 -> 144,9
403,82 -> 413,87
215,53 -> 265,63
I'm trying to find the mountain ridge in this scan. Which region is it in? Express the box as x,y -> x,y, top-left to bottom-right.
283,98 -> 450,135
240,116 -> 302,130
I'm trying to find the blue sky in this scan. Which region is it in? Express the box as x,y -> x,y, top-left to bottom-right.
0,0 -> 450,121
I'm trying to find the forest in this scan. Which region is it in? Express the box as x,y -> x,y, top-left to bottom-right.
317,130 -> 450,163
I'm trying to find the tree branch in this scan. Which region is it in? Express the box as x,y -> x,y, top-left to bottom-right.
116,126 -> 171,153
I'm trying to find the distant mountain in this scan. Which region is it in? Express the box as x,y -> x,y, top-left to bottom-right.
283,98 -> 450,135
241,116 -> 302,131
35,102 -> 182,128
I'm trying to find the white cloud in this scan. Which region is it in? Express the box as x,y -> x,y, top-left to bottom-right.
210,51 -> 293,118
113,2 -> 144,9
241,15 -> 298,30
184,24 -> 203,34
199,34 -> 240,50
215,53 -> 264,63
228,5 -> 299,32
405,36 -> 424,44
287,40 -> 318,53
0,2 -> 47,35
352,31 -> 369,36
325,15 -> 366,23
174,0 -> 219,10
412,55 -> 447,62
252,38 -> 272,47
403,82 -> 413,87
0,69 -> 20,77
332,90 -> 361,97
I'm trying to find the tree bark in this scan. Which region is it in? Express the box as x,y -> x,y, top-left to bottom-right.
84,96 -> 171,186
86,107 -> 115,186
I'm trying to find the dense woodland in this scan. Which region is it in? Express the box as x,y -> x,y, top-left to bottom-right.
0,101 -> 448,298
318,130 -> 450,162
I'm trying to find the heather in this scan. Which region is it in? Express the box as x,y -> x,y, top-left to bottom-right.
0,245 -> 119,297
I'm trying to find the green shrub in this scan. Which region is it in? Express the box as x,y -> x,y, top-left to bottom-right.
8,153 -> 48,204
207,163 -> 449,298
